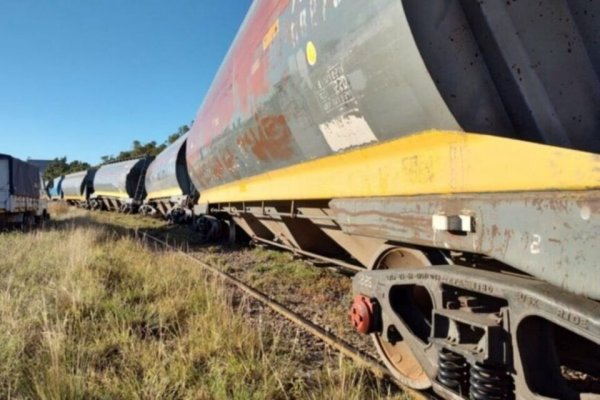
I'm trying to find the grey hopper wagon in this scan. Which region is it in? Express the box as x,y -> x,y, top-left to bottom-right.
142,134 -> 197,223
61,169 -> 96,207
90,157 -> 153,213
46,176 -> 64,200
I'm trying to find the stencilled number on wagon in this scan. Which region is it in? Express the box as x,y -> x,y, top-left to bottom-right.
316,64 -> 356,113
557,309 -> 589,328
530,234 -> 542,255
334,75 -> 350,95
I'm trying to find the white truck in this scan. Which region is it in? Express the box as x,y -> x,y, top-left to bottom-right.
0,154 -> 48,228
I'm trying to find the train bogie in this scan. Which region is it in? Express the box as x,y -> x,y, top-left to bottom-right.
352,263 -> 600,399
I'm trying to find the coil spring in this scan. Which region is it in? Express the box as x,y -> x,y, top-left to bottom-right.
469,363 -> 514,400
437,350 -> 469,396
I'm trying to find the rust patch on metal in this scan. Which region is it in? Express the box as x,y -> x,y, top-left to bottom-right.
194,146 -> 239,188
237,114 -> 294,161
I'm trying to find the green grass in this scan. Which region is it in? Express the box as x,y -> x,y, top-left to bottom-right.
0,215 -> 403,399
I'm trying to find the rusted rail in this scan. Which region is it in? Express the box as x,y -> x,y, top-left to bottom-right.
251,236 -> 364,273
136,231 -> 434,400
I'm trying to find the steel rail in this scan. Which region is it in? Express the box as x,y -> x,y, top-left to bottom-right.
136,230 -> 432,400
251,236 -> 365,273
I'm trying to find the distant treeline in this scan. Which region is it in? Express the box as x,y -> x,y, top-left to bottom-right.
44,158 -> 92,182
44,124 -> 191,181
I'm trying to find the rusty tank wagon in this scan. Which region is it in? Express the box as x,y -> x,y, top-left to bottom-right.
185,1 -> 600,399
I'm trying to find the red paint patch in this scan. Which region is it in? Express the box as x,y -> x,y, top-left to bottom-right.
190,0 -> 290,149
237,114 -> 294,161
194,145 -> 241,189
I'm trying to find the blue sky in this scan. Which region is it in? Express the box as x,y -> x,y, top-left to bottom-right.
0,0 -> 252,164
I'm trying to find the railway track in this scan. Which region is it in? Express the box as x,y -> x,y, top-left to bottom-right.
37,0 -> 599,396
135,230 -> 436,400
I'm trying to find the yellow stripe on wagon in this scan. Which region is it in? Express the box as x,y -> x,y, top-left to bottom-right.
63,196 -> 85,201
93,191 -> 130,199
146,187 -> 184,201
198,130 -> 600,204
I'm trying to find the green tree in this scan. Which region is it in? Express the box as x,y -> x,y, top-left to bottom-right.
44,157 -> 68,181
100,123 -> 193,165
44,157 -> 91,181
101,140 -> 165,164
46,123 -> 194,181
166,124 -> 190,145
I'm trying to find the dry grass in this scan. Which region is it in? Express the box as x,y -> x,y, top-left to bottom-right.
0,215 -> 404,399
47,201 -> 71,218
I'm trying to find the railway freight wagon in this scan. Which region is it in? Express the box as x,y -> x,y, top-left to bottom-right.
142,134 -> 197,222
46,176 -> 63,201
90,158 -> 152,213
186,1 -> 600,399
61,169 -> 96,207
0,154 -> 48,227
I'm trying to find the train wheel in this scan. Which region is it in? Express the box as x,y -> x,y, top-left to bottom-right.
369,246 -> 438,389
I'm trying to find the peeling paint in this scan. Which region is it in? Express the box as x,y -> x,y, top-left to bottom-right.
319,111 -> 377,152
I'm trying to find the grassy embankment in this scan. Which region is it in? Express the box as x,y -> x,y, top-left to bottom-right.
0,205 -> 405,399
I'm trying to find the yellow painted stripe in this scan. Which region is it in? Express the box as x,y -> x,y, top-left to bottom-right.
63,195 -> 85,201
146,187 -> 183,201
198,130 -> 600,204
94,191 -> 129,199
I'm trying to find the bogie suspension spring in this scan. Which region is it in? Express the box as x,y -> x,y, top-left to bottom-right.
470,362 -> 514,400
437,350 -> 470,396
